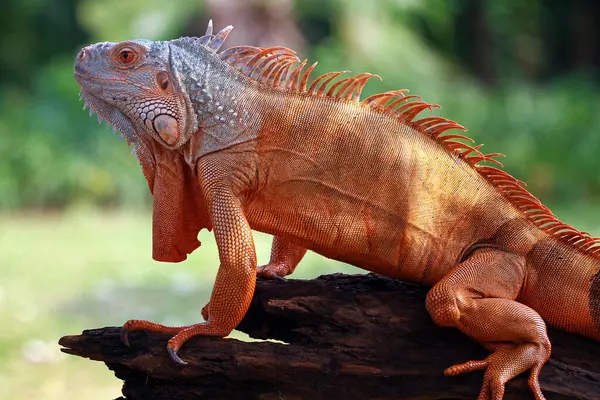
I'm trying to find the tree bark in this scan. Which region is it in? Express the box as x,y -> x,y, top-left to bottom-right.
59,273 -> 600,400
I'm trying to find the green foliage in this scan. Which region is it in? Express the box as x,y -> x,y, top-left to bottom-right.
0,0 -> 599,210
0,57 -> 149,209
439,79 -> 600,203
0,0 -> 88,89
78,0 -> 200,41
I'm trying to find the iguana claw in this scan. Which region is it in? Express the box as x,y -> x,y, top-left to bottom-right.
168,347 -> 188,365
266,272 -> 287,282
256,267 -> 288,282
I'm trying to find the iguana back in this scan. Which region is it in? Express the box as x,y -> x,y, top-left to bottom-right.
235,81 -> 518,282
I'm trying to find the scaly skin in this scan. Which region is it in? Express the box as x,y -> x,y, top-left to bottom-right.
74,21 -> 600,399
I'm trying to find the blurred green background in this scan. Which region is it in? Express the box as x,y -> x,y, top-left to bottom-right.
1,0 -> 599,399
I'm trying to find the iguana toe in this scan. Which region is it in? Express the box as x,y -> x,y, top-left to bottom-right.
444,359 -> 487,376
120,319 -> 184,346
256,264 -> 289,281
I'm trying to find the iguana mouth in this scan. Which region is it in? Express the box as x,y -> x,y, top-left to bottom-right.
74,59 -> 137,142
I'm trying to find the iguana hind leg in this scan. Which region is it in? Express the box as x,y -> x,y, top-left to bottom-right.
426,248 -> 550,400
256,236 -> 307,280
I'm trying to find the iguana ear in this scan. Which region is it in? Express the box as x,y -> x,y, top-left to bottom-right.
142,140 -> 211,262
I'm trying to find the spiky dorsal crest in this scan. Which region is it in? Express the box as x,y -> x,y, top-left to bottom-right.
195,19 -> 234,52
217,45 -> 383,101
197,21 -> 600,258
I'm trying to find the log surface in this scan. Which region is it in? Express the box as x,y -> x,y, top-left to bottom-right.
59,273 -> 600,400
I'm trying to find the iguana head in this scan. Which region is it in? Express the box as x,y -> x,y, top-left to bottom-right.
74,38 -> 192,148
74,25 -> 230,152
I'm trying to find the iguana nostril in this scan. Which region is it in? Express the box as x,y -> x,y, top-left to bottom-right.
78,48 -> 87,61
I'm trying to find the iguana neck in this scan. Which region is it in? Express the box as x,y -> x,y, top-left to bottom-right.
181,60 -> 261,166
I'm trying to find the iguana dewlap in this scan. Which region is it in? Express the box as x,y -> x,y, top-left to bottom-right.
74,21 -> 600,400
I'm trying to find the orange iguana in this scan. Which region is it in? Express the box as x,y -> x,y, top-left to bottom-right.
74,21 -> 600,399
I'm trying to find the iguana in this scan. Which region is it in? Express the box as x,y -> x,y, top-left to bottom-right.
74,21 -> 600,400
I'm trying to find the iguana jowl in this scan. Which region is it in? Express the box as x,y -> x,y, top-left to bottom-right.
74,21 -> 600,399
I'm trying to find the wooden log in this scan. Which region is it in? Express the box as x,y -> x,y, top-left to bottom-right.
59,273 -> 600,400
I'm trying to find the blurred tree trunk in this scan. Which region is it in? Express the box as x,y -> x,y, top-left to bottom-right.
186,0 -> 305,51
571,0 -> 599,73
541,0 -> 600,80
455,0 -> 496,86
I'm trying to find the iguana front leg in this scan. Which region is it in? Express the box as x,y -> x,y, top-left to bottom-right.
257,236 -> 307,280
426,248 -> 551,400
202,237 -> 305,320
122,167 -> 257,364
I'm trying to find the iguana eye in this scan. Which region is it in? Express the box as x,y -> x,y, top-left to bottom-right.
117,48 -> 137,65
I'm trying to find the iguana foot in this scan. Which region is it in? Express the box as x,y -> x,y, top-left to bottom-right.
258,237 -> 307,281
444,341 -> 549,400
121,320 -> 184,347
121,319 -> 230,364
256,263 -> 288,281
